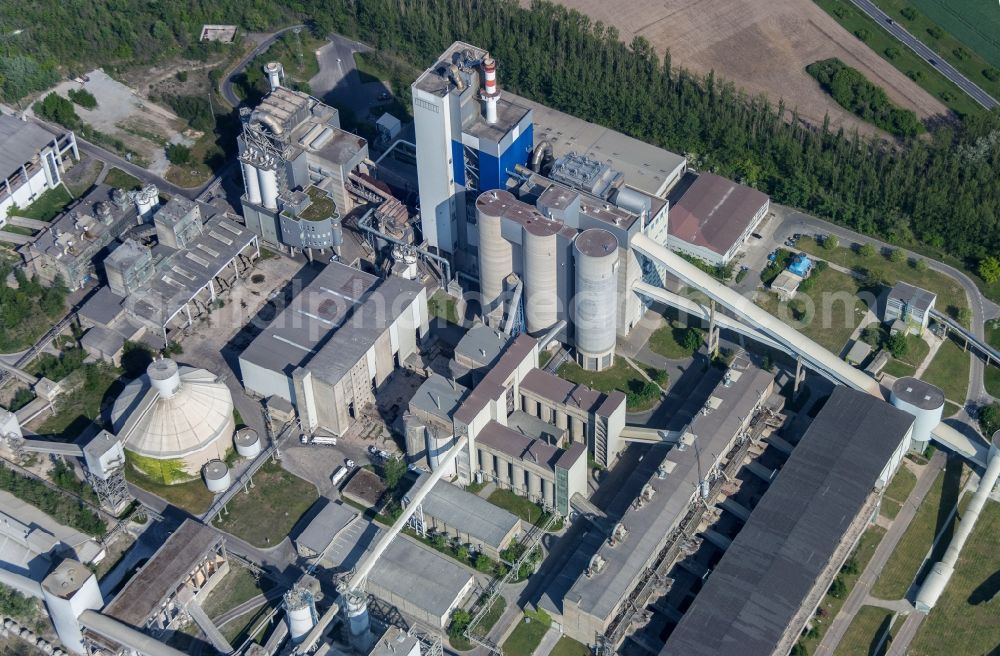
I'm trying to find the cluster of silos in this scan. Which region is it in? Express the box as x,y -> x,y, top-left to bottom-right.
128,183 -> 158,220
889,377 -> 945,452
240,149 -> 280,210
573,229 -> 619,371
476,191 -> 515,315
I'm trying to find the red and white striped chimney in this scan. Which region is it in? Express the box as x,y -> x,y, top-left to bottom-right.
481,54 -> 500,124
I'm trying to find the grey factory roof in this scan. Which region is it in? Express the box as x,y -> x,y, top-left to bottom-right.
368,537 -> 475,620
476,421 -> 585,473
662,388 -> 914,656
0,114 -> 58,176
0,491 -> 103,579
104,237 -> 149,270
557,362 -> 774,621
454,334 -> 537,424
105,519 -> 223,628
154,195 -> 197,227
506,409 -> 566,444
575,228 -> 619,257
454,322 -> 510,369
892,377 -> 945,410
30,185 -> 136,263
409,373 -> 469,423
414,472 -> 521,549
80,324 -> 125,357
127,214 -> 256,326
888,281 -> 936,312
514,94 -> 687,197
520,368 -> 625,418
296,501 -> 358,557
240,262 -> 422,385
668,172 -> 769,256
79,286 -> 127,326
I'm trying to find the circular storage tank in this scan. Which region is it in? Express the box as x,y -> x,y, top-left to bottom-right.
425,431 -> 454,472
476,191 -> 515,312
234,427 -> 261,458
284,588 -> 316,644
890,377 -> 944,450
522,214 -> 562,334
573,229 -> 619,371
203,460 -> 230,493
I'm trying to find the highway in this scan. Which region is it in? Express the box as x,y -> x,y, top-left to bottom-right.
847,0 -> 998,110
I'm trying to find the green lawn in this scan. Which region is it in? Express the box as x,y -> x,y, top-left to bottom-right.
557,359 -> 663,411
125,465 -> 215,515
986,320 -> 1000,397
883,359 -> 916,378
538,350 -> 553,368
35,365 -> 122,439
871,462 -> 967,600
428,290 -> 460,325
799,525 -> 887,654
920,338 -> 971,404
812,0 -> 983,117
212,461 -> 318,548
880,465 -> 917,520
797,237 -> 971,323
503,608 -> 551,656
11,185 -> 73,222
202,566 -> 273,620
756,267 -> 869,355
839,605 -> 894,656
648,320 -> 698,360
102,167 -> 142,191
909,501 -> 1000,655
2,224 -> 35,236
550,636 -> 591,656
896,334 -> 931,368
487,489 -> 559,530
451,596 -> 507,651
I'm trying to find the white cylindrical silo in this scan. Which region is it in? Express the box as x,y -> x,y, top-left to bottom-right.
522,215 -> 561,334
264,62 -> 283,91
345,589 -> 373,652
889,377 -> 944,451
258,166 -> 279,209
40,561 -> 102,656
234,427 -> 261,458
203,460 -> 231,493
476,191 -> 514,313
147,358 -> 181,398
284,587 -> 317,644
242,159 -> 261,205
131,183 -> 158,219
573,229 -> 619,371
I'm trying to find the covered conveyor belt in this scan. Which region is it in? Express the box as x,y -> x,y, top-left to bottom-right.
930,308 -> 1000,364
19,438 -> 84,457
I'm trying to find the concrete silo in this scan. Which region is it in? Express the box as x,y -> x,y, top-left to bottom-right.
522,214 -> 562,334
283,586 -> 317,644
889,377 -> 944,452
40,560 -> 102,655
573,229 -> 619,371
476,191 -> 514,314
234,427 -> 261,458
258,158 -> 279,210
202,460 -> 231,493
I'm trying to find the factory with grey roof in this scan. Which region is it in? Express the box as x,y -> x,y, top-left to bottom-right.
0,113 -> 78,229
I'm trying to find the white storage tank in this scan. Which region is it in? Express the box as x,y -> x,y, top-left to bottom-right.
890,377 -> 944,451
130,183 -> 158,219
284,587 -> 316,644
573,229 -> 619,371
258,165 -> 279,210
203,460 -> 231,493
522,214 -> 562,334
234,427 -> 261,458
476,191 -> 515,312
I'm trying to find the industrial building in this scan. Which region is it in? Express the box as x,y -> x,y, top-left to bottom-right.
890,376 -> 944,453
405,332 -> 624,513
238,79 -> 370,254
541,355 -> 776,646
665,172 -> 770,266
110,358 -> 235,483
238,260 -> 428,436
885,281 -> 936,335
0,114 -> 78,227
660,388 -> 914,656
407,472 -> 522,559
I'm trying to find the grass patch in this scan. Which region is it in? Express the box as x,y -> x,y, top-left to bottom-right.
538,350 -> 553,368
212,461 -> 318,548
164,133 -> 216,188
297,186 -> 337,221
755,267 -> 869,354
984,365 -> 1000,399
798,525 -> 887,654
487,489 -> 560,530
812,0 -> 983,117
428,290 -> 460,325
872,461 -> 967,600
451,596 -> 506,651
839,605 -> 894,656
125,465 -> 215,515
503,608 -> 551,656
648,321 -> 698,359
909,501 -> 1000,655
883,358 -> 916,378
2,224 -> 35,236
103,167 -> 142,191
550,636 -> 591,656
202,566 -> 273,620
557,359 -> 663,411
35,365 -> 121,439
920,338 -> 971,403
881,465 -> 917,520
11,185 -> 73,222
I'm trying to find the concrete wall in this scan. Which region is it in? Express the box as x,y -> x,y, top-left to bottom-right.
240,356 -> 295,402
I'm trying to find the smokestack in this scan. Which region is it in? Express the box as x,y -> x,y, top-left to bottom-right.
481,54 -> 500,125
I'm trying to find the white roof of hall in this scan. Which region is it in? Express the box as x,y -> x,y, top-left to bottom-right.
110,360 -> 234,459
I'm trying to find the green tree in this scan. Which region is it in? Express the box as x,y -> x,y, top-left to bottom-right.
448,608 -> 471,638
33,93 -> 79,129
823,234 -> 839,251
682,327 -> 703,353
887,333 -> 908,358
475,553 -> 494,573
67,88 -> 97,109
431,533 -> 447,550
978,256 -> 1000,284
165,143 -> 191,165
888,248 -> 906,264
382,456 -> 406,490
858,242 -> 876,258
913,258 -> 928,272
979,403 -> 1000,437
455,544 -> 469,563
828,576 -> 847,599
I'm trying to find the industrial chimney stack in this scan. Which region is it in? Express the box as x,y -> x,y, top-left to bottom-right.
480,54 -> 500,124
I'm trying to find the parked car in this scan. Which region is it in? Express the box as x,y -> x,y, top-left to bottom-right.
750,232 -> 763,240
767,252 -> 777,262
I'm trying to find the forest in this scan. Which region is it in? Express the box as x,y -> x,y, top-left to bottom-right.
1,0 -> 998,270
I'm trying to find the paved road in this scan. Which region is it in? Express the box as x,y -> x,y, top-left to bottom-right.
769,204 -> 998,415
220,25 -> 306,107
309,34 -> 371,100
847,0 -> 998,110
814,451 -> 945,656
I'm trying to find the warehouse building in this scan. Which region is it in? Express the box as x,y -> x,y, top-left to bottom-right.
660,387 -> 914,656
0,114 -> 78,227
407,472 -> 521,559
666,172 -> 770,267
238,261 -> 428,436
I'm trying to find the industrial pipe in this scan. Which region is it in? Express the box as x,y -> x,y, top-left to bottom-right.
915,432 -> 1000,612
356,209 -> 452,286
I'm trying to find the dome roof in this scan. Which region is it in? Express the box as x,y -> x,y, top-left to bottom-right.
111,359 -> 235,459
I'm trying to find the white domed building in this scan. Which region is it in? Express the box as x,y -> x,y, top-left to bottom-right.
111,358 -> 234,484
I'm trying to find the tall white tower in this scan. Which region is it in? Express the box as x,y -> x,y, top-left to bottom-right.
40,560 -> 103,655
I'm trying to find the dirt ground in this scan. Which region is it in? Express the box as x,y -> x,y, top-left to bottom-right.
546,0 -> 948,134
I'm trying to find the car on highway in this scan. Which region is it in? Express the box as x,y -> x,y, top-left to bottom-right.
929,59 -> 937,66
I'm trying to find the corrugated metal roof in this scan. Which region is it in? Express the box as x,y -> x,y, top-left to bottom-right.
0,115 -> 56,177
